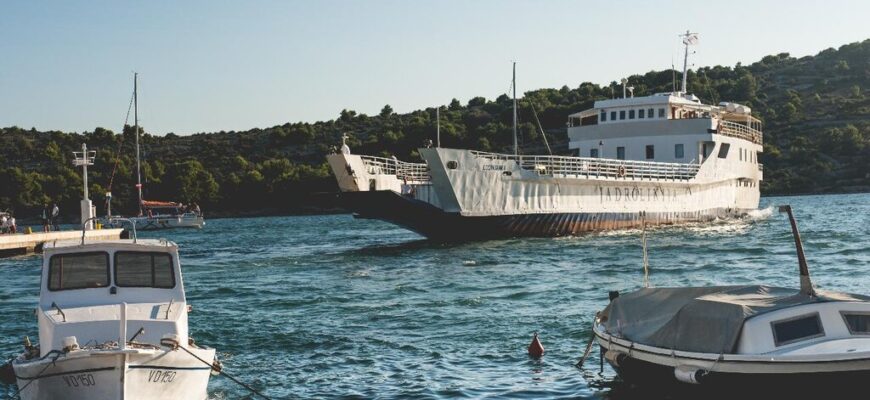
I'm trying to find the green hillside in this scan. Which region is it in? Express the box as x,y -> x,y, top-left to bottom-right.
1,39 -> 868,217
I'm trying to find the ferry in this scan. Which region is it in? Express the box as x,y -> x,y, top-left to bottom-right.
327,32 -> 763,239
3,225 -> 217,399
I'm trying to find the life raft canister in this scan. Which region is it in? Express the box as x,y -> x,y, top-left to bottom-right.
617,166 -> 626,177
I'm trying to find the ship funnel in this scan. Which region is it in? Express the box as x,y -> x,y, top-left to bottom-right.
778,205 -> 815,297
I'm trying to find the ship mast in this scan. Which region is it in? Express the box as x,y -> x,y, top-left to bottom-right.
134,73 -> 143,216
680,30 -> 698,94
512,61 -> 518,156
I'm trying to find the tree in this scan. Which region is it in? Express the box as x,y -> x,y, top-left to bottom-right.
448,98 -> 462,111
379,104 -> 394,118
160,160 -> 219,205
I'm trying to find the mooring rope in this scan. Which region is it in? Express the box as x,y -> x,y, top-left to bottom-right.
171,344 -> 272,400
8,351 -> 63,397
105,89 -> 136,211
575,315 -> 598,369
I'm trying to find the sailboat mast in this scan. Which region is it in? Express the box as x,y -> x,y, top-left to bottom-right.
134,73 -> 143,215
512,61 -> 517,156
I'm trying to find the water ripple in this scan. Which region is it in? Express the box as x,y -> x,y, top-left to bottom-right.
0,194 -> 867,399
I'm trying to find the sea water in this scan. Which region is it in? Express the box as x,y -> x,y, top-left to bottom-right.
1,193 -> 868,399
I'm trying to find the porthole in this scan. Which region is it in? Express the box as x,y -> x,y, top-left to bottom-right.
446,161 -> 459,170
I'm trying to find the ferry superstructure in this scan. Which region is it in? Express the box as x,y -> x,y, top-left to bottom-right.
327,33 -> 763,239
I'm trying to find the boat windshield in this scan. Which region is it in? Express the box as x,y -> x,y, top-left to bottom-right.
48,252 -> 110,291
114,251 -> 175,288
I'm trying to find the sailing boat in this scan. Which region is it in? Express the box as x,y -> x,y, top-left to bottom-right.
104,73 -> 205,230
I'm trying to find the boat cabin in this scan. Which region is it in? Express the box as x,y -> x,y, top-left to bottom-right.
37,239 -> 189,357
601,285 -> 870,356
567,92 -> 763,167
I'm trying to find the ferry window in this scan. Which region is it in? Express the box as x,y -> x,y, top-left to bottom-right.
772,313 -> 824,346
628,110 -> 635,119
648,108 -> 654,118
619,110 -> 626,120
590,148 -> 599,158
616,147 -> 625,160
842,312 -> 870,335
675,144 -> 684,159
645,145 -> 655,160
600,110 -> 607,122
115,252 -> 176,288
658,108 -> 665,118
717,143 -> 730,159
638,109 -> 645,119
610,111 -> 616,121
48,252 -> 110,291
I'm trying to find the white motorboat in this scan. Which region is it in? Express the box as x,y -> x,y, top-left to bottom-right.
4,227 -> 217,399
591,206 -> 870,392
107,201 -> 205,231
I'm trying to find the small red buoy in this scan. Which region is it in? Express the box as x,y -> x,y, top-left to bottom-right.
528,332 -> 544,358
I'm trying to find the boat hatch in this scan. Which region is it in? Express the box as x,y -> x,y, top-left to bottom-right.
771,312 -> 825,347
841,312 -> 870,335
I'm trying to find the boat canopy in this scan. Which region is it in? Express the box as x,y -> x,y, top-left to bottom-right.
142,200 -> 181,208
601,285 -> 870,354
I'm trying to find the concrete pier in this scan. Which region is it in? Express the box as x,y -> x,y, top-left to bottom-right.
0,228 -> 125,257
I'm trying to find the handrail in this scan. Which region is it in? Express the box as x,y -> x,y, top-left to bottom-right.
92,217 -> 137,244
470,151 -> 700,181
51,301 -> 66,322
718,120 -> 763,145
359,155 -> 430,181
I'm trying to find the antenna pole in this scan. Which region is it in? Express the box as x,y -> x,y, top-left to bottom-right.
134,72 -> 143,216
680,30 -> 697,94
779,205 -> 815,296
436,107 -> 440,148
512,61 -> 518,156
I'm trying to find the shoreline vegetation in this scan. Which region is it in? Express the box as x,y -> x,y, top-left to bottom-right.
1,40 -> 868,220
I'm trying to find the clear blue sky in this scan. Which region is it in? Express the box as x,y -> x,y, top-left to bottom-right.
2,0 -> 868,135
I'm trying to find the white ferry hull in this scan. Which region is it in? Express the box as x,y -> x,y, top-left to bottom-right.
338,189 -> 750,240
13,347 -> 214,400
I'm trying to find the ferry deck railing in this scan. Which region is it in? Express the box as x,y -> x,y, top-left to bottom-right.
470,151 -> 700,181
718,120 -> 763,145
359,155 -> 431,182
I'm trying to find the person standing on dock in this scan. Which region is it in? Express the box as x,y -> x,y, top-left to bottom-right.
8,213 -> 16,234
42,204 -> 50,232
51,203 -> 60,231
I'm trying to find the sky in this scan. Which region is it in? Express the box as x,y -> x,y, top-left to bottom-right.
2,0 -> 869,135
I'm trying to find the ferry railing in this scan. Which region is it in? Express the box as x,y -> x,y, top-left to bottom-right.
718,120 -> 763,145
470,151 -> 700,181
359,155 -> 431,182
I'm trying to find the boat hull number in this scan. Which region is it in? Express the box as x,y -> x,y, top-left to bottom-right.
62,373 -> 96,387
